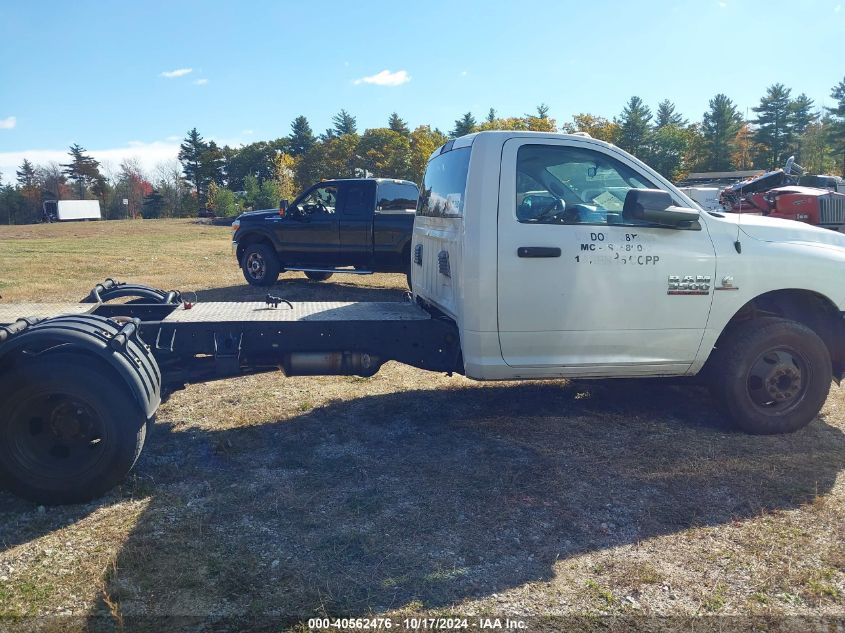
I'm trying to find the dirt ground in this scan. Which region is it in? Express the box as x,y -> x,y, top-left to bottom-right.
0,219 -> 843,631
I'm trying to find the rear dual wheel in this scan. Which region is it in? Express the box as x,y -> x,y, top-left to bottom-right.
708,318 -> 831,434
0,355 -> 148,504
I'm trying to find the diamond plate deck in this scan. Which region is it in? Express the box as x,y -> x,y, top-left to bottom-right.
161,301 -> 430,323
0,303 -> 97,325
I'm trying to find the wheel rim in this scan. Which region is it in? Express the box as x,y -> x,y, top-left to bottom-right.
8,393 -> 110,481
246,252 -> 266,280
746,346 -> 809,412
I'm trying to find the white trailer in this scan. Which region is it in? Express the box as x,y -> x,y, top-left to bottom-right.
677,186 -> 723,211
42,199 -> 102,222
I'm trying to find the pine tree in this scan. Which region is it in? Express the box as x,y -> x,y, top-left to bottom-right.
701,94 -> 743,171
829,77 -> 845,176
789,93 -> 818,163
202,141 -> 225,188
332,109 -> 357,136
790,93 -> 818,136
616,96 -> 652,157
16,159 -> 36,188
178,128 -> 209,198
655,100 -> 687,129
288,116 -> 316,157
535,103 -> 550,119
450,112 -> 477,138
752,83 -> 795,169
486,108 -> 497,124
142,189 -> 166,219
61,144 -> 102,198
388,112 -> 410,136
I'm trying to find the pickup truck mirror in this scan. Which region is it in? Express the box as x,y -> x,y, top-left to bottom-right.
279,199 -> 289,217
623,189 -> 699,228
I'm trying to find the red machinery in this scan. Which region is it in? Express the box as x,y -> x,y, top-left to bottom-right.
720,157 -> 845,231
743,186 -> 845,231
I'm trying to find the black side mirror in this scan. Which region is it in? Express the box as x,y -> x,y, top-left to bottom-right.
279,199 -> 289,212
622,189 -> 699,228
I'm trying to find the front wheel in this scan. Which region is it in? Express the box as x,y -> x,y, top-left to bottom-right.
708,317 -> 831,434
304,271 -> 333,281
0,354 -> 149,504
241,243 -> 280,286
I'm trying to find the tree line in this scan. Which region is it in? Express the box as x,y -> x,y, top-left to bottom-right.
2,76 -> 844,224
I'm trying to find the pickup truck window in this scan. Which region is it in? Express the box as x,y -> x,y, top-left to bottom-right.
342,183 -> 370,215
377,182 -> 419,213
297,185 -> 338,216
418,148 -> 470,218
516,145 -> 660,226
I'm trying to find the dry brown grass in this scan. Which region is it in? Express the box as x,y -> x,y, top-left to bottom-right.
0,219 -> 843,630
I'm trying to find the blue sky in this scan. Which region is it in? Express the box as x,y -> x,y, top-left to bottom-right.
0,0 -> 843,179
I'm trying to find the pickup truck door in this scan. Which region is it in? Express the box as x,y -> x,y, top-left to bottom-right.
496,138 -> 716,374
280,183 -> 341,265
337,181 -> 375,268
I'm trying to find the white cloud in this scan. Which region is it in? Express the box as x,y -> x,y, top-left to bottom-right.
241,129 -> 254,136
0,116 -> 16,130
460,70 -> 468,77
160,67 -> 193,78
353,69 -> 411,87
836,3 -> 842,11
193,78 -> 208,85
718,1 -> 727,6
0,140 -> 181,182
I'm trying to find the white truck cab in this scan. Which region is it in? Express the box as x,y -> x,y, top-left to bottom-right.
411,131 -> 845,434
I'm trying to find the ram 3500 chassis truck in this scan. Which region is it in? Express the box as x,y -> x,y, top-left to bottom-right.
3,131 -> 845,504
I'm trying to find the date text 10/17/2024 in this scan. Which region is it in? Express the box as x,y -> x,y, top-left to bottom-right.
307,617 -> 527,630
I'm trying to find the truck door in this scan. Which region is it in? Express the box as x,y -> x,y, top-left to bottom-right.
496,138 -> 716,373
281,183 -> 340,265
337,181 -> 375,268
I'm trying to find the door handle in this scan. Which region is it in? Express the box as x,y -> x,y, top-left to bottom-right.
517,246 -> 561,258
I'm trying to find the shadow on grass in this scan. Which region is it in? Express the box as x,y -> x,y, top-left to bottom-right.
1,380 -> 843,627
192,276 -> 407,303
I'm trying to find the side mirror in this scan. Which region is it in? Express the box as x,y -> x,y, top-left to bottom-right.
279,199 -> 289,217
623,189 -> 699,228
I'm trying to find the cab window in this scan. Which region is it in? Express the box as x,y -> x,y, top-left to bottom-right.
296,185 -> 337,216
377,182 -> 419,213
516,145 -> 663,226
341,183 -> 371,216
418,147 -> 470,218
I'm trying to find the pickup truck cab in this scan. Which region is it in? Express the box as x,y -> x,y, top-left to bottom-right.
411,131 -> 845,434
232,178 -> 419,286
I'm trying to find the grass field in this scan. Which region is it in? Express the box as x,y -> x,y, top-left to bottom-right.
0,219 -> 843,630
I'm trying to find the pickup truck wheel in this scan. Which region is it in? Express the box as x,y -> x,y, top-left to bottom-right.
304,271 -> 333,281
0,354 -> 148,504
241,243 -> 280,286
708,318 -> 831,434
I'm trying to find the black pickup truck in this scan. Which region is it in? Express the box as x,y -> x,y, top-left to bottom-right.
232,178 -> 419,286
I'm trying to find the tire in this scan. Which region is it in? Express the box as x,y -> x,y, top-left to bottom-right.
241,243 -> 280,286
304,271 -> 333,281
0,354 -> 149,504
707,317 -> 831,434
